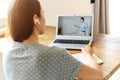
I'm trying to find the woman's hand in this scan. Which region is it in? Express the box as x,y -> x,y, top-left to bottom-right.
81,47 -> 93,56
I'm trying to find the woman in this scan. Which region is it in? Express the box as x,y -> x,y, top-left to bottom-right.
3,0 -> 103,80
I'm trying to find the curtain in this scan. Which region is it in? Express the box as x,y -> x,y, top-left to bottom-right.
94,0 -> 110,34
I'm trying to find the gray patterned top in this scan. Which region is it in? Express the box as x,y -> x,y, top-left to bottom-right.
3,42 -> 83,80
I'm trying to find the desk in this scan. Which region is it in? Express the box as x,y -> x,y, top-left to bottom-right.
0,26 -> 120,80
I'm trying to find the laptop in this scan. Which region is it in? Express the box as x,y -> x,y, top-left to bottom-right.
49,14 -> 94,49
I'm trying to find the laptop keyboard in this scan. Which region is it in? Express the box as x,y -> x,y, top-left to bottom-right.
54,39 -> 89,44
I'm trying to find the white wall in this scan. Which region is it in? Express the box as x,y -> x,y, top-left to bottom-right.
40,0 -> 94,26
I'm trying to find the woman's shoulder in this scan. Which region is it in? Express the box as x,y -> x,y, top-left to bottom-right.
22,42 -> 66,54
42,45 -> 66,54
51,46 -> 66,52
4,42 -> 67,57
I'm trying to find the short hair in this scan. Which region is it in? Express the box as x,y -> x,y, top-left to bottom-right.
80,17 -> 84,21
7,0 -> 41,42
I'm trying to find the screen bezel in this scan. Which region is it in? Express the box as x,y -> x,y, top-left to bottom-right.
56,14 -> 94,40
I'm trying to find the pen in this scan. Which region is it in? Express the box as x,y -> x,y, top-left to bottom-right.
85,41 -> 92,49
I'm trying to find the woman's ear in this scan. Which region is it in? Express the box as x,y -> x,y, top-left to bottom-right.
33,14 -> 44,34
33,14 -> 40,26
35,19 -> 41,25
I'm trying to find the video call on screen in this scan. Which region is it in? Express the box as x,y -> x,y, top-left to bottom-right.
58,16 -> 92,36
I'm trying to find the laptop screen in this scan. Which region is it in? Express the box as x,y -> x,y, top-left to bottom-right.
57,15 -> 93,37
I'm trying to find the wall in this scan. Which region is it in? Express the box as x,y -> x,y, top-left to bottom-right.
40,0 -> 94,26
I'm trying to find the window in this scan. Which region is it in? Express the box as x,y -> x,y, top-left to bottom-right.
109,1 -> 120,36
0,0 -> 11,36
0,0 -> 10,19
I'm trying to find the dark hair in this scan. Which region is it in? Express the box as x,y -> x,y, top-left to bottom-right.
81,17 -> 84,21
7,0 -> 41,42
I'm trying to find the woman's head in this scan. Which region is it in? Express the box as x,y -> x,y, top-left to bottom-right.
7,0 -> 45,42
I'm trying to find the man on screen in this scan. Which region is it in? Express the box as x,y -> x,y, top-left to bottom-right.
74,17 -> 88,36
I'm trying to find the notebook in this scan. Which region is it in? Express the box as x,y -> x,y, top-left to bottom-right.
49,14 -> 94,49
71,53 -> 104,65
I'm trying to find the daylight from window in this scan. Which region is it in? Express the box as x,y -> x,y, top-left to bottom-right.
109,0 -> 120,36
0,0 -> 10,19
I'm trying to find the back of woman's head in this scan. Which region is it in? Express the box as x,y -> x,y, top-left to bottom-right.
7,0 -> 41,42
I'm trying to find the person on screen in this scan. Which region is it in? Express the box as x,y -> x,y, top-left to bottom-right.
3,0 -> 103,80
74,17 -> 88,36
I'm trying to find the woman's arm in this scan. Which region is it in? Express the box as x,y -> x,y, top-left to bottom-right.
76,48 -> 103,80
